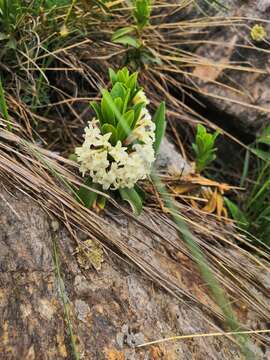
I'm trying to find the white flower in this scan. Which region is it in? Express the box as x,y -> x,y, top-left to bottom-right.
109,141 -> 128,164
83,120 -> 112,148
132,125 -> 154,145
140,107 -> 151,120
90,150 -> 109,170
93,169 -> 116,190
76,94 -> 156,190
132,90 -> 150,105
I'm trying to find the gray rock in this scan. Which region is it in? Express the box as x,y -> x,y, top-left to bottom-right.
75,299 -> 91,323
257,0 -> 270,12
157,137 -> 193,175
0,185 -> 254,359
187,0 -> 270,135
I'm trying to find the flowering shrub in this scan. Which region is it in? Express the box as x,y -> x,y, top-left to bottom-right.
76,95 -> 155,190
75,67 -> 166,215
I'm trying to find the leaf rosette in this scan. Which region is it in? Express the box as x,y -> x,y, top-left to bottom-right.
75,67 -> 166,214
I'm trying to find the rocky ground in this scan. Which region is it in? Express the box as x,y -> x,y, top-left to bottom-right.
1,1 -> 270,359
196,0 -> 270,135
0,138 -> 269,359
0,185 -> 245,360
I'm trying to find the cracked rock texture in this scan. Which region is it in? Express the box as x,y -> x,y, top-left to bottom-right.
0,185 -> 248,360
187,0 -> 270,135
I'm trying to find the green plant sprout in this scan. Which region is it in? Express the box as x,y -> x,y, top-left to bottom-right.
226,124 -> 270,246
133,0 -> 152,30
192,124 -> 219,173
111,0 -> 161,67
75,67 -> 166,215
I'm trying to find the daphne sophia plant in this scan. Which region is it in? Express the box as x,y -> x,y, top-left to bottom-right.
75,67 -> 166,215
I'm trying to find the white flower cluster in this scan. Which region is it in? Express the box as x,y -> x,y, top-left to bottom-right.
76,91 -> 156,190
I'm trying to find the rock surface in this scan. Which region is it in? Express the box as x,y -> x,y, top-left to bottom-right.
156,137 -> 193,175
0,131 -> 269,359
0,186 -> 245,360
187,0 -> 270,135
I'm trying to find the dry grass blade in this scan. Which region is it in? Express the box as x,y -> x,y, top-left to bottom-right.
0,128 -> 269,350
137,328 -> 270,348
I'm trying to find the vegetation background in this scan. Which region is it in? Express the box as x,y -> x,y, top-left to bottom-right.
0,1 -> 270,359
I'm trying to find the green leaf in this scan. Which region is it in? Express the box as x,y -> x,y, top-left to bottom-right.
112,26 -> 134,41
134,184 -> 147,201
111,82 -> 126,100
90,101 -> 103,123
133,0 -> 151,29
257,135 -> 270,145
114,97 -> 123,113
153,101 -> 166,155
68,153 -> 78,161
0,77 -> 8,120
117,109 -> 134,141
119,187 -> 143,215
101,95 -> 115,125
251,148 -> 270,162
192,143 -> 198,155
240,149 -> 250,187
197,123 -> 206,136
6,38 -> 17,49
101,89 -> 130,142
117,67 -> 129,83
140,48 -> 162,66
259,123 -> 270,138
122,88 -> 131,114
101,123 -> 118,145
77,178 -> 98,208
196,137 -> 206,153
97,195 -> 107,210
126,71 -> 138,95
193,124 -> 219,173
133,102 -> 144,128
212,130 -> 220,142
0,32 -> 9,40
109,68 -> 117,85
113,35 -> 141,48
224,197 -> 249,229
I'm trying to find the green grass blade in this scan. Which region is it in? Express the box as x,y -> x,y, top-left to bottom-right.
153,101 -> 166,155
0,77 -> 12,131
224,197 -> 249,229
